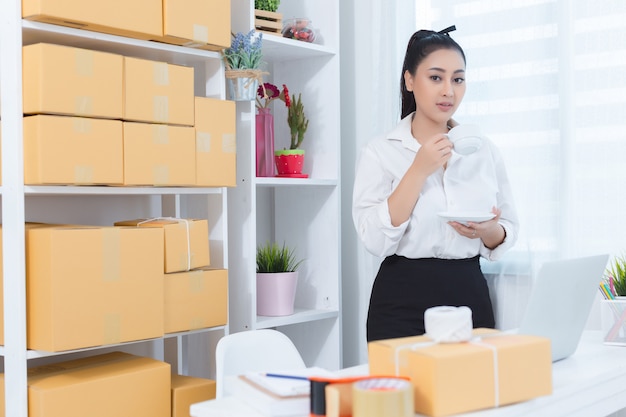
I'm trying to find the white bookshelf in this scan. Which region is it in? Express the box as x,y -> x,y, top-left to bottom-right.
0,3 -> 229,416
227,0 -> 342,370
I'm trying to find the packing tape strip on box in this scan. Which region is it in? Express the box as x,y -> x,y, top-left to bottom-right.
353,377 -> 413,417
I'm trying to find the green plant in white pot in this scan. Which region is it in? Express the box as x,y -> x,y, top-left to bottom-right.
256,241 -> 303,316
275,93 -> 309,177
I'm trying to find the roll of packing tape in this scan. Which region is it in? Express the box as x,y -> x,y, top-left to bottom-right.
352,378 -> 413,417
424,305 -> 473,343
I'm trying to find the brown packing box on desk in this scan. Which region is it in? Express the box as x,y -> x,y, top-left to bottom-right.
164,268 -> 227,333
0,351 -> 171,417
194,97 -> 237,187
23,43 -> 123,119
114,218 -> 209,273
23,115 -> 123,185
159,0 -> 231,51
123,122 -> 196,186
171,374 -> 216,417
368,329 -> 552,417
22,0 -> 162,41
26,225 -> 164,351
124,57 -> 195,126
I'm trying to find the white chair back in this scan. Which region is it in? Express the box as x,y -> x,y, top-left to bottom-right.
215,329 -> 306,398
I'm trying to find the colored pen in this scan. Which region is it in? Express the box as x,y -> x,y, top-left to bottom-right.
265,373 -> 309,381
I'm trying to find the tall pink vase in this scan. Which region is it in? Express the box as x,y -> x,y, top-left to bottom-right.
255,108 -> 275,177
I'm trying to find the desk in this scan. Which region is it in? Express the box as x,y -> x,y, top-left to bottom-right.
190,331 -> 626,417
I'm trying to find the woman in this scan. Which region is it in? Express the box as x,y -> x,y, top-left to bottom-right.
352,26 -> 519,342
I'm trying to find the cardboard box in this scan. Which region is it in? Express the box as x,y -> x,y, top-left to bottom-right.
114,218 -> 210,273
124,57 -> 194,126
26,225 -> 164,351
0,351 -> 171,417
22,0 -> 162,40
159,0 -> 231,51
24,115 -> 123,185
171,374 -> 216,417
368,329 -> 552,417
23,43 -> 123,119
164,268 -> 227,333
194,97 -> 237,187
123,122 -> 196,186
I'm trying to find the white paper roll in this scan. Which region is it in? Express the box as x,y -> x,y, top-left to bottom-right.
424,306 -> 473,343
352,378 -> 413,417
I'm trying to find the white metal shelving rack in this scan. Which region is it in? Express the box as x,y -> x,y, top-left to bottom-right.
0,2 -> 229,415
227,0 -> 342,370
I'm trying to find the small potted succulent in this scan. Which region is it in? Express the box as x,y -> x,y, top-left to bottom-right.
256,241 -> 303,316
275,92 -> 309,177
221,30 -> 264,101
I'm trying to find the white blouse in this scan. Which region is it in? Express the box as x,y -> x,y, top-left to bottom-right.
352,113 -> 519,261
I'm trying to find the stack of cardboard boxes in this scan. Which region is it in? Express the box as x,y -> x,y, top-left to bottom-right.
0,219 -> 227,350
22,42 -> 236,187
22,0 -> 231,51
0,351 -> 218,417
0,2 -> 235,415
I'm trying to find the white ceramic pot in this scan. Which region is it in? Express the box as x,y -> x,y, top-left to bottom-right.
256,271 -> 298,316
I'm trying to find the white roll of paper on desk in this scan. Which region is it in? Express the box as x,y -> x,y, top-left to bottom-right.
352,378 -> 413,417
424,305 -> 473,342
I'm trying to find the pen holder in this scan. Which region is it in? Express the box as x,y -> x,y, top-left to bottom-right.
601,299 -> 626,345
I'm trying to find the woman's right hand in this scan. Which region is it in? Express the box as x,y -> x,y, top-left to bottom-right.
412,133 -> 453,176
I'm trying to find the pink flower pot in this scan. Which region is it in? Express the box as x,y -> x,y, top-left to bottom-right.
256,272 -> 298,316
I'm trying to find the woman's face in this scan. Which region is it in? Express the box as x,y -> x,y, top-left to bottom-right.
404,48 -> 466,125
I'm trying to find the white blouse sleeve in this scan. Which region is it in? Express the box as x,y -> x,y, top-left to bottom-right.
352,144 -> 409,258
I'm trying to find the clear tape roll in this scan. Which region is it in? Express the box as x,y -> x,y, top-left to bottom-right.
352,378 -> 413,417
424,305 -> 473,343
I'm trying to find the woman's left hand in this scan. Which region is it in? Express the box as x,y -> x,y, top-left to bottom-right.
448,207 -> 506,248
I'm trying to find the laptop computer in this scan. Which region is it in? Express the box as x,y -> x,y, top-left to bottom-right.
514,254 -> 609,362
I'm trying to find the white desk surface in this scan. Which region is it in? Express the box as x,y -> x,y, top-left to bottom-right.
190,331 -> 626,417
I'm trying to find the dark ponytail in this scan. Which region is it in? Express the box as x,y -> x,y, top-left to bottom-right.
400,26 -> 466,118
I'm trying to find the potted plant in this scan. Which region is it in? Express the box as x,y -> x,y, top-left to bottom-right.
222,30 -> 265,101
254,0 -> 282,36
255,0 -> 280,13
275,92 -> 309,177
256,241 -> 303,316
606,254 -> 626,296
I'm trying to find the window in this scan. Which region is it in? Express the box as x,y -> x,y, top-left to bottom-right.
423,0 -> 626,264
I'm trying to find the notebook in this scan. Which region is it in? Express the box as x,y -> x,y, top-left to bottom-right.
514,254 -> 609,362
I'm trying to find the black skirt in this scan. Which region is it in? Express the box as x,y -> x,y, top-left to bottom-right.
366,255 -> 495,342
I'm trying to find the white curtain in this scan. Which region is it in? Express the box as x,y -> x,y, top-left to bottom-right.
424,0 -> 626,329
342,0 -> 626,365
340,0 -> 416,366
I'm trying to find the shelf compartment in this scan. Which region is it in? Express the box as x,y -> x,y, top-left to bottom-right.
23,185 -> 225,196
255,178 -> 338,187
0,326 -> 226,360
22,20 -> 221,65
255,308 -> 338,329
